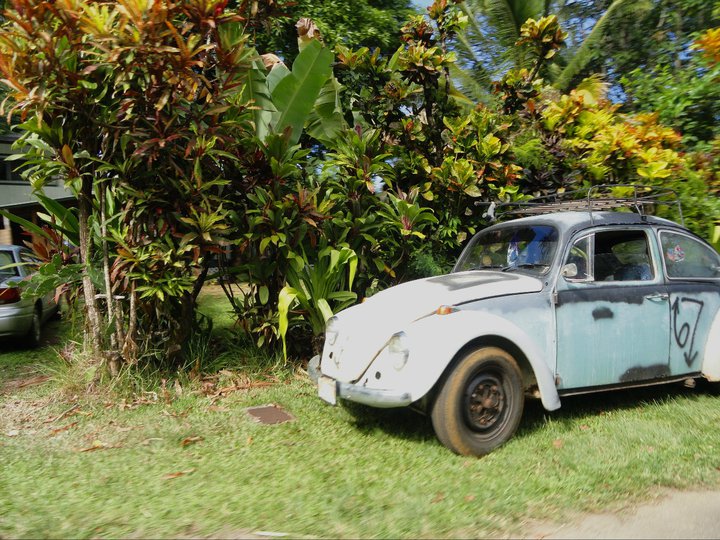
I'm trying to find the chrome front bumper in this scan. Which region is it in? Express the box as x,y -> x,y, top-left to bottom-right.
307,355 -> 413,408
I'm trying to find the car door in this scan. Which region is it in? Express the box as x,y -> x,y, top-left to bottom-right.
554,227 -> 671,391
658,230 -> 720,376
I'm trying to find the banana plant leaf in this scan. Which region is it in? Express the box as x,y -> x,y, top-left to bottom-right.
305,77 -> 346,146
270,40 -> 333,146
243,59 -> 278,142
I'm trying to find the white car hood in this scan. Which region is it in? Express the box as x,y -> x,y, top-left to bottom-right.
321,270 -> 543,382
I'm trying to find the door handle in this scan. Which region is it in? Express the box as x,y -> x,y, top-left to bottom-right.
644,292 -> 669,302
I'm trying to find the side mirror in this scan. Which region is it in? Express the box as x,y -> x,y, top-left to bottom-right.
561,263 -> 578,279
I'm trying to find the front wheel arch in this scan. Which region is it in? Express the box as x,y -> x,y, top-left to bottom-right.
426,336 -> 536,409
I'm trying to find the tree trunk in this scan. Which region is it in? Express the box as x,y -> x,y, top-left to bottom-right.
78,176 -> 102,357
99,184 -> 125,353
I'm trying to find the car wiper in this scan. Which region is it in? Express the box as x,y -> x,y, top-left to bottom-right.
473,265 -> 507,270
501,263 -> 548,272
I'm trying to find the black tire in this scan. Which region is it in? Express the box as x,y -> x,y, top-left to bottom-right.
25,306 -> 42,348
431,346 -> 524,456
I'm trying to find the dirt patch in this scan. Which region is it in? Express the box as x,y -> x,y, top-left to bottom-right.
0,393 -> 55,436
520,488 -> 720,539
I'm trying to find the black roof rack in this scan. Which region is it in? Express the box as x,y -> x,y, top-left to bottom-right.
477,184 -> 683,225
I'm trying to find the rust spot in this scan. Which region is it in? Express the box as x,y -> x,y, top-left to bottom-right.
245,404 -> 295,425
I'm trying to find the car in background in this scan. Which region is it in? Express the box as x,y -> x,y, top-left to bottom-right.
308,187 -> 720,456
0,245 -> 59,347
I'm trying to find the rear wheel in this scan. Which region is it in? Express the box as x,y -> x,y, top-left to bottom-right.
25,306 -> 42,348
431,346 -> 524,456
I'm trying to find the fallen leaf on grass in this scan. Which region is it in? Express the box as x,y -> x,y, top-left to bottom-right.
44,404 -> 80,424
141,438 -> 163,446
465,495 -> 476,502
78,440 -> 119,452
162,409 -> 189,419
431,492 -> 445,504
208,405 -> 229,413
180,436 -> 204,447
117,394 -> 158,411
163,468 -> 196,480
579,424 -> 590,431
50,422 -> 78,436
552,439 -> 564,449
15,375 -> 50,389
201,373 -> 277,402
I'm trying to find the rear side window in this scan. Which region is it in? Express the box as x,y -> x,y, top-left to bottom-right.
563,229 -> 654,282
660,231 -> 720,279
594,230 -> 654,282
0,250 -> 19,278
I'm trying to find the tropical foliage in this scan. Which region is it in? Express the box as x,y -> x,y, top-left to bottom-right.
0,0 -> 718,372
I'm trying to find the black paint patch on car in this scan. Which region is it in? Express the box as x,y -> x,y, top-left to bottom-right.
592,307 -> 614,320
619,364 -> 671,383
556,285 -> 665,306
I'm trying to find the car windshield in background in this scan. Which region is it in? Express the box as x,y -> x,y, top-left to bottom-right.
454,225 -> 559,274
0,251 -> 19,279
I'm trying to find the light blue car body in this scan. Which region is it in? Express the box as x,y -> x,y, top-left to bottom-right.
310,211 -> 720,412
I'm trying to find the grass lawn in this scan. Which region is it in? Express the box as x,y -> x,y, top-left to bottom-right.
2,290 -> 720,538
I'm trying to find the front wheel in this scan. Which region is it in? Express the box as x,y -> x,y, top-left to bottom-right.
431,346 -> 524,456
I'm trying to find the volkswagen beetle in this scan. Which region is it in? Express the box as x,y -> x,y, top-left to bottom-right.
308,207 -> 720,456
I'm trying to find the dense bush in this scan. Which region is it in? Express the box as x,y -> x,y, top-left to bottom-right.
1,0 -> 718,370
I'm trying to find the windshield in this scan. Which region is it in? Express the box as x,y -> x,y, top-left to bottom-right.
454,225 -> 559,274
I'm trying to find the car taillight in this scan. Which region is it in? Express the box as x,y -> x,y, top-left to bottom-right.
0,287 -> 21,305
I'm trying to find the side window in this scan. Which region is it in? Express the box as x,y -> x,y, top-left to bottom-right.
660,231 -> 720,279
564,230 -> 655,283
0,250 -> 19,278
594,230 -> 654,282
562,236 -> 591,281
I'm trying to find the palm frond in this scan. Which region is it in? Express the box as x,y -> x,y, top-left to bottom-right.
449,63 -> 494,104
555,0 -> 652,91
480,0 -> 523,48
